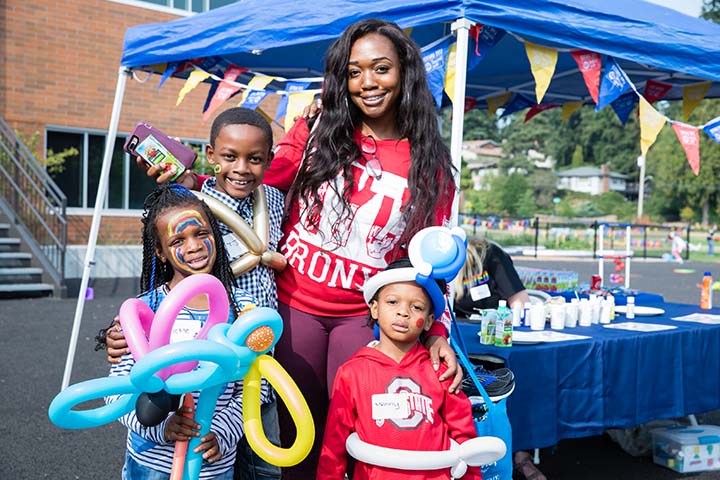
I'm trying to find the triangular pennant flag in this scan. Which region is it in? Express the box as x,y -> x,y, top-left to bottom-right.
524,42 -> 557,103
444,42 -> 458,104
284,91 -> 316,131
672,122 -> 700,175
487,92 -> 512,117
176,69 -> 211,106
464,97 -> 478,113
638,97 -> 666,156
241,90 -> 270,111
562,101 -> 583,122
610,92 -> 638,125
525,103 -> 560,122
596,58 -> 631,111
275,81 -> 311,124
158,62 -> 181,90
703,117 -> 720,144
468,24 -> 505,71
571,50 -> 602,104
682,81 -> 711,121
202,81 -> 220,113
238,75 -> 275,105
643,79 -> 672,104
422,36 -> 453,108
202,65 -> 247,121
500,94 -> 534,118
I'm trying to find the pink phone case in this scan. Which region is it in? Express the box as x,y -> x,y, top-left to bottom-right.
124,122 -> 197,181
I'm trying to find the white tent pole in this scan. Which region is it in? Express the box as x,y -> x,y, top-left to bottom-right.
61,67 -> 130,390
449,18 -> 473,227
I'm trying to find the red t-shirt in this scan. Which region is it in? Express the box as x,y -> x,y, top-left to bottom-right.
264,118 -> 453,318
317,343 -> 481,480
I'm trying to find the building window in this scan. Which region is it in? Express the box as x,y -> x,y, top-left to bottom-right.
46,128 -> 203,211
114,0 -> 238,14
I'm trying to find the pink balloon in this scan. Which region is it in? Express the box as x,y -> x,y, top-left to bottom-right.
118,274 -> 231,380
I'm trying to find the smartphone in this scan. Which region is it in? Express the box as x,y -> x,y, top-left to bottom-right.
124,122 -> 197,181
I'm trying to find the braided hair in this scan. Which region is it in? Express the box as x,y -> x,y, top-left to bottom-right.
139,184 -> 242,319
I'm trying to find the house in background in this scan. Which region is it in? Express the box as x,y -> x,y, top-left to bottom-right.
462,140 -> 505,190
556,164 -> 629,196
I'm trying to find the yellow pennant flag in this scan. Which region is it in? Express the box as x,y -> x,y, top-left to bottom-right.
237,75 -> 275,105
176,70 -> 211,106
443,43 -> 457,104
682,81 -> 711,121
524,42 -> 557,104
638,97 -> 666,156
284,91 -> 316,131
487,92 -> 512,117
562,101 -> 583,122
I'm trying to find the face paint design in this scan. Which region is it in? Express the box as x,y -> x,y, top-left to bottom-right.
165,210 -> 215,275
415,318 -> 425,329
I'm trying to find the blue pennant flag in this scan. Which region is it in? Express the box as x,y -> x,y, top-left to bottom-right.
468,25 -> 505,71
704,117 -> 720,143
202,81 -> 220,113
500,94 -> 534,118
596,58 -> 631,111
275,81 -> 311,123
158,62 -> 181,90
611,92 -> 638,125
241,91 -> 270,111
422,36 -> 453,108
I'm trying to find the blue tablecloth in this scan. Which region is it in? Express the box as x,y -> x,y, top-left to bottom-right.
550,290 -> 665,305
455,302 -> 720,451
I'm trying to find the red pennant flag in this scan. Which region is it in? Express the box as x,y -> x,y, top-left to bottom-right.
524,103 -> 560,122
672,122 -> 700,175
571,50 -> 602,104
464,97 -> 478,112
643,79 -> 673,104
202,65 -> 248,122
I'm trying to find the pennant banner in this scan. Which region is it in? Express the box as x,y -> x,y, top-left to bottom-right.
596,58 -> 631,111
284,91 -> 316,131
682,81 -> 711,121
464,97 -> 478,113
487,92 -> 511,117
524,42 -> 557,104
643,79 -> 672,104
704,117 -> 720,143
176,69 -> 211,106
203,65 -> 247,121
610,92 -> 638,125
525,103 -> 560,122
274,81 -> 311,124
444,43 -> 458,104
238,75 -> 275,105
422,36 -> 453,108
562,101 -> 583,122
158,62 -> 181,90
672,122 -> 700,175
468,24 -> 505,71
638,97 -> 666,156
571,50 -> 602,104
500,94 -> 534,118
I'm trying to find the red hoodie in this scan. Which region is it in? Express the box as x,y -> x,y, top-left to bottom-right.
317,342 -> 481,480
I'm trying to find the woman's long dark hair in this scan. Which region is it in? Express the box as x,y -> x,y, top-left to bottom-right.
289,18 -> 456,255
139,184 -> 241,318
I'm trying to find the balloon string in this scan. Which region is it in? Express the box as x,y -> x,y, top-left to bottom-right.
170,393 -> 195,480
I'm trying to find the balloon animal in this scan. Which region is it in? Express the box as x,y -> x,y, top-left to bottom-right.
49,274 -> 313,480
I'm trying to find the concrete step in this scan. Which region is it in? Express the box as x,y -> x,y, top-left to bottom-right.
0,267 -> 44,284
0,282 -> 53,299
0,237 -> 20,252
0,252 -> 32,268
0,223 -> 9,238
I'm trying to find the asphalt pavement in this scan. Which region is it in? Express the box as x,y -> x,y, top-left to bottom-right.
2,257 -> 719,479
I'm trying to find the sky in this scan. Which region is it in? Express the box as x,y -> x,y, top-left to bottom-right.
644,0 -> 703,17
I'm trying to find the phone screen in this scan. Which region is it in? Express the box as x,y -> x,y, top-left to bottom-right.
135,134 -> 185,181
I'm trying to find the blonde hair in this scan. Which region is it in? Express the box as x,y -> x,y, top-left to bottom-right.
453,238 -> 489,301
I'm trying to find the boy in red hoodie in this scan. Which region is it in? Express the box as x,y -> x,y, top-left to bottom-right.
316,258 -> 483,480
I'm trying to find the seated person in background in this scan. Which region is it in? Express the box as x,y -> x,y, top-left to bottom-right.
452,238 -> 546,480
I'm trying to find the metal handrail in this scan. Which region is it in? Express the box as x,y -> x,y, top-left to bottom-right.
0,116 -> 67,291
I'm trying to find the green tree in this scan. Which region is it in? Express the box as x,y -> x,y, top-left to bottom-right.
702,0 -> 720,22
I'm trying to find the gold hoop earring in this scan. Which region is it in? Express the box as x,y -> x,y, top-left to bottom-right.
213,164 -> 222,174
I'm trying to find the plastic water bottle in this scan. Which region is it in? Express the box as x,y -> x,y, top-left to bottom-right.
495,300 -> 512,347
626,296 -> 636,319
701,271 -> 713,310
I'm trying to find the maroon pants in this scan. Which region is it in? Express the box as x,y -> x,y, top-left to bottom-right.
274,302 -> 374,480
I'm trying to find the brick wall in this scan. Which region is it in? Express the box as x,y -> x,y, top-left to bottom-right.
67,213 -> 143,245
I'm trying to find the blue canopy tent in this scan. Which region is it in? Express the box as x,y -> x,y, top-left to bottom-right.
63,0 -> 720,387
